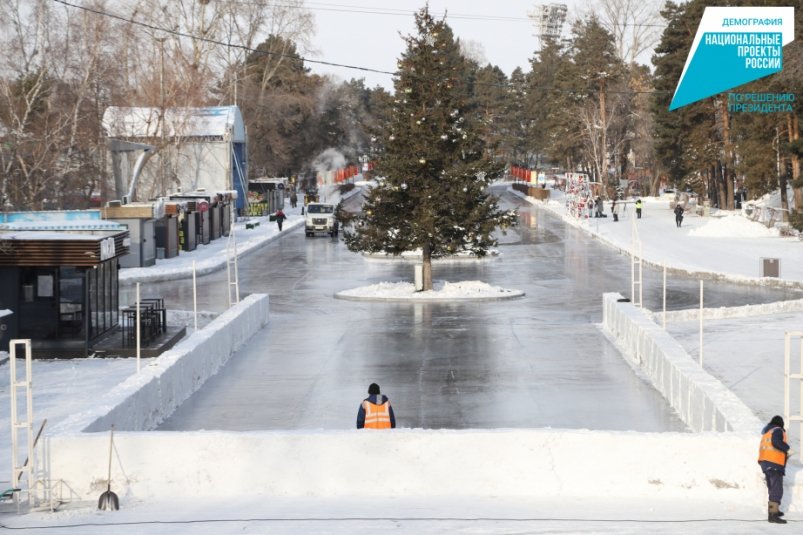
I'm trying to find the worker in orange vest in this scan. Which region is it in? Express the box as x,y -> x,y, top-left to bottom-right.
356,383 -> 395,429
758,415 -> 791,524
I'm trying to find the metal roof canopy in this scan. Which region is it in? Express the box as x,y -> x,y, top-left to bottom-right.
0,229 -> 130,266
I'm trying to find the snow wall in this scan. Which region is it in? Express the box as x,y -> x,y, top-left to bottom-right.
601,292 -> 761,433
48,293 -> 270,434
46,429 -> 773,503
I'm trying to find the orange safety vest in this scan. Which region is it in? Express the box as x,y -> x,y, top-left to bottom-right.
362,400 -> 392,429
758,427 -> 788,466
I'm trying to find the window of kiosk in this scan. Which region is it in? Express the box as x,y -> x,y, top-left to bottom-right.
87,258 -> 119,340
59,267 -> 85,338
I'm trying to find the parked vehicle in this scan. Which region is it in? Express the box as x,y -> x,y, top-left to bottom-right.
305,202 -> 338,237
304,188 -> 319,205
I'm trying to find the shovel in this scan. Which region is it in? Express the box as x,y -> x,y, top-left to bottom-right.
97,425 -> 119,511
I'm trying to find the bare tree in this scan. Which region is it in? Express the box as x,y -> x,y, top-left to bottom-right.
579,101 -> 606,184
0,0 -> 110,209
595,0 -> 664,64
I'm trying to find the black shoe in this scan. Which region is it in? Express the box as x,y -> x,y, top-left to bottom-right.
769,513 -> 787,524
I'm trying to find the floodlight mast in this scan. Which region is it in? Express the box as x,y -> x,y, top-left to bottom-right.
528,3 -> 568,50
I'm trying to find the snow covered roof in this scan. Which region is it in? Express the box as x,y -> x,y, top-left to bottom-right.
1,209 -> 102,223
103,106 -> 246,143
0,230 -> 112,241
0,220 -> 127,232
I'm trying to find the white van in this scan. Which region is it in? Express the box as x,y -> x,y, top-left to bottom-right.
305,203 -> 339,237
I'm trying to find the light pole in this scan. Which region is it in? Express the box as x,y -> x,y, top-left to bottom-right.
155,36 -> 167,197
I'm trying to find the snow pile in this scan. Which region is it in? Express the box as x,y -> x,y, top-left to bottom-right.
649,297 -> 803,323
749,184 -> 796,210
688,214 -> 780,238
364,249 -> 499,261
335,280 -> 523,300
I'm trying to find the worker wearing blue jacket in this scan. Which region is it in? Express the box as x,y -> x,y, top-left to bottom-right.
758,415 -> 790,524
357,383 -> 396,429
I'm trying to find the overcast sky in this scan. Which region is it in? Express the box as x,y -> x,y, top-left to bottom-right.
304,1 -> 593,90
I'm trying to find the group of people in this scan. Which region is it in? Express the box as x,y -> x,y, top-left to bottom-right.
587,197 -> 644,223
588,195 -> 691,227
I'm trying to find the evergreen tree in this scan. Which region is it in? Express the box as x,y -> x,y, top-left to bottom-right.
341,6 -> 515,291
237,35 -> 320,176
472,64 -> 509,159
652,0 -> 711,189
501,67 -> 535,166
533,38 -> 583,171
571,17 -> 625,189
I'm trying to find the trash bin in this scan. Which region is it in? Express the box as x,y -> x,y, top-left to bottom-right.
761,258 -> 780,278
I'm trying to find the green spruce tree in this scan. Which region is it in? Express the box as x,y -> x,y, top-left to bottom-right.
341,6 -> 515,291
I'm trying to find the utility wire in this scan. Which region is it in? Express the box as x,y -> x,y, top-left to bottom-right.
235,0 -> 535,23
50,0 -> 668,95
232,0 -> 669,27
50,0 -> 396,77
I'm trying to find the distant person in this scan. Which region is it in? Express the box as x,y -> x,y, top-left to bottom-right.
357,383 -> 396,429
274,208 -> 286,231
611,199 -> 619,222
595,197 -> 603,218
635,198 -> 643,219
290,192 -> 298,208
758,415 -> 790,524
674,204 -> 684,227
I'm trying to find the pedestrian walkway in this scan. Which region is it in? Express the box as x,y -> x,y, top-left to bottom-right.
527,189 -> 803,286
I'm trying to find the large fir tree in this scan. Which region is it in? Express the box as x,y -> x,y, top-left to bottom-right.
341,6 -> 515,291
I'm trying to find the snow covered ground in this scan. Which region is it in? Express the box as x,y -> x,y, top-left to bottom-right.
3,181 -> 803,532
335,279 -> 524,300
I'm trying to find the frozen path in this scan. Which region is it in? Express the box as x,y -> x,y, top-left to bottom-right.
156,188 -> 798,431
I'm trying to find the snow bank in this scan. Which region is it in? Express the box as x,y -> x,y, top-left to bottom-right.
45,428 -> 772,504
688,215 -> 780,238
119,219 -> 304,284
649,297 -> 803,323
602,293 -> 761,433
336,280 -> 524,301
48,294 -> 270,434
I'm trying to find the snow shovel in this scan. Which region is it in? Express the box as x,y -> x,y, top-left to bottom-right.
98,425 -> 119,511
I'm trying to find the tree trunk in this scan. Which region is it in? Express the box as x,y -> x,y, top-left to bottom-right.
422,241 -> 433,291
790,113 -> 800,180
718,162 -> 727,209
720,98 -> 735,210
789,113 -> 802,211
650,170 -> 661,197
599,79 -> 608,190
780,167 -> 789,220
